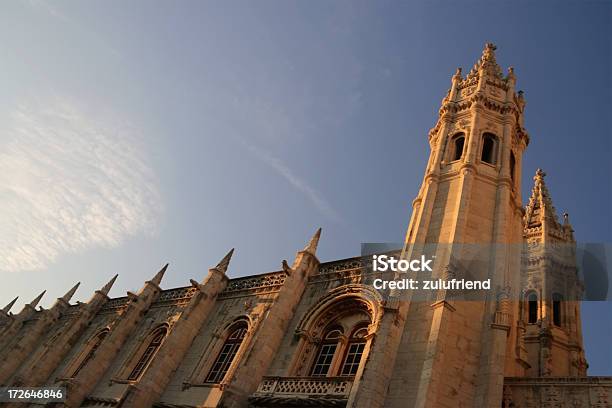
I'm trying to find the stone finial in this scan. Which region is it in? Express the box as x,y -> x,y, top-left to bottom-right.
303,227 -> 322,255
62,282 -> 81,302
151,263 -> 169,286
535,168 -> 546,180
467,42 -> 503,80
453,67 -> 462,80
482,42 -> 497,61
29,290 -> 46,308
2,297 -> 18,314
100,274 -> 118,296
213,248 -> 234,274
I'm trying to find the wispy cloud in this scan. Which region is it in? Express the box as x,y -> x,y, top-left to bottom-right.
0,99 -> 161,272
245,143 -> 341,222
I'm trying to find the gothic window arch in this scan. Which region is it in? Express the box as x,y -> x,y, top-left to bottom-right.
552,293 -> 564,327
309,315 -> 370,378
526,292 -> 538,324
70,328 -> 109,377
510,152 -> 516,182
205,320 -> 248,383
450,133 -> 465,162
481,133 -> 497,164
127,325 -> 168,380
291,284 -> 383,379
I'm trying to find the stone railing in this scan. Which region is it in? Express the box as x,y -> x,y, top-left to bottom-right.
503,376 -> 611,408
250,376 -> 353,407
219,272 -> 287,298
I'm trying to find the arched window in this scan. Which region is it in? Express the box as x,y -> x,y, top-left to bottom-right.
72,329 -> 109,377
527,292 -> 538,324
451,133 -> 465,161
205,321 -> 247,383
553,293 -> 563,327
309,318 -> 371,378
481,133 -> 497,164
127,326 -> 167,380
510,152 -> 516,182
340,326 -> 368,376
311,327 -> 343,377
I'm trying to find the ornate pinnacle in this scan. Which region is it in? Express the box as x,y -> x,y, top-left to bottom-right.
482,43 -> 497,61
467,42 -> 503,80
100,274 -> 118,296
213,248 -> 234,274
62,282 -> 81,302
151,263 -> 169,286
303,227 -> 322,255
453,67 -> 462,81
534,168 -> 546,180
29,290 -> 46,308
2,297 -> 18,314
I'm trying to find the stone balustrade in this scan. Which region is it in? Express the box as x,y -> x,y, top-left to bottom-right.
249,376 -> 353,407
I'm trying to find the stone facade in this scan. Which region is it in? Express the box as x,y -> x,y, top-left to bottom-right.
0,44 -> 609,408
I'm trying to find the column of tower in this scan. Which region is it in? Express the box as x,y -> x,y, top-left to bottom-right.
220,228 -> 322,408
0,283 -> 81,385
0,291 -> 45,354
6,275 -> 118,389
121,249 -> 233,407
62,264 -> 168,407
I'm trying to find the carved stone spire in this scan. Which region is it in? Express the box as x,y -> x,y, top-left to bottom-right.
61,282 -> 80,302
2,297 -> 18,314
99,274 -> 118,296
466,42 -> 504,80
213,248 -> 234,274
303,227 -> 322,255
523,168 -> 574,243
29,291 -> 46,308
150,263 -> 169,286
524,169 -> 560,228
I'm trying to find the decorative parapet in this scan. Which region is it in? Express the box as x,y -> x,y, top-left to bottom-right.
151,286 -> 197,307
318,258 -> 363,274
99,296 -> 129,313
310,258 -> 365,284
219,271 -> 287,299
503,377 -> 612,408
249,376 -> 353,407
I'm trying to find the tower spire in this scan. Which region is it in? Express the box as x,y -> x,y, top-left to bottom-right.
29,291 -> 46,308
213,248 -> 234,274
150,263 -> 168,286
466,42 -> 504,80
100,274 -> 118,296
2,297 -> 18,314
524,169 -> 561,228
61,282 -> 80,302
303,227 -> 322,255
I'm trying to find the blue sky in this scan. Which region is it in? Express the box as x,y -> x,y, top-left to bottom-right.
0,1 -> 610,374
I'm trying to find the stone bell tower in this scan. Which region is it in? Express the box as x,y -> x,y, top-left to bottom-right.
520,169 -> 588,377
405,42 -> 528,246
399,43 -> 530,408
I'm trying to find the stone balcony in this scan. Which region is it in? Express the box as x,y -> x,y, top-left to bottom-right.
249,376 -> 353,407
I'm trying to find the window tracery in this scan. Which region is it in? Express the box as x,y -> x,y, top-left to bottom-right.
205,320 -> 248,383
127,325 -> 167,381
